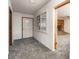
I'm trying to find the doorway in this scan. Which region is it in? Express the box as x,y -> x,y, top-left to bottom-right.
9,8 -> 12,46
22,17 -> 33,39
54,0 -> 70,49
57,20 -> 64,31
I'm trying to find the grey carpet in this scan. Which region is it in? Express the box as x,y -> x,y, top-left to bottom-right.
58,31 -> 69,35
9,37 -> 69,59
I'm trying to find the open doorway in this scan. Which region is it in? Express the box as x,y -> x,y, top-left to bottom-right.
54,0 -> 70,50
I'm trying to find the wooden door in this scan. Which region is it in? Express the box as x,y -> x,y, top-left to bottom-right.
9,8 -> 12,46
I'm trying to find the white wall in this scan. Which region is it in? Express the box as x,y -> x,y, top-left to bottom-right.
57,3 -> 70,17
12,12 -> 33,40
33,0 -> 65,51
34,0 -> 55,51
64,17 -> 70,33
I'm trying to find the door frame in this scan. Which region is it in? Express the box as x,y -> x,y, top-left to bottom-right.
54,0 -> 70,49
9,7 -> 12,46
22,17 -> 34,39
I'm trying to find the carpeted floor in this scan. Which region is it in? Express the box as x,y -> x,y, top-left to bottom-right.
9,36 -> 70,59
58,31 -> 69,35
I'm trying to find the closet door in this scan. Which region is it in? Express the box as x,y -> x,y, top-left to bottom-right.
23,18 -> 33,38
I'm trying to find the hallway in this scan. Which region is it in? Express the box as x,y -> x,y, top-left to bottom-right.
9,36 -> 69,59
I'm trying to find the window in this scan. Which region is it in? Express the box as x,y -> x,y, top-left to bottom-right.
36,12 -> 47,32
36,15 -> 40,30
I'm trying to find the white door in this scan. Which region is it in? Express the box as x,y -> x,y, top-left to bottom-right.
23,18 -> 33,38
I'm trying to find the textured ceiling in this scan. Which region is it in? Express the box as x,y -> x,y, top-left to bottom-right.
11,0 -> 50,14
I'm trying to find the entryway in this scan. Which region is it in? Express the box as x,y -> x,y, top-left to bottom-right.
22,17 -> 33,39
54,0 -> 70,50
